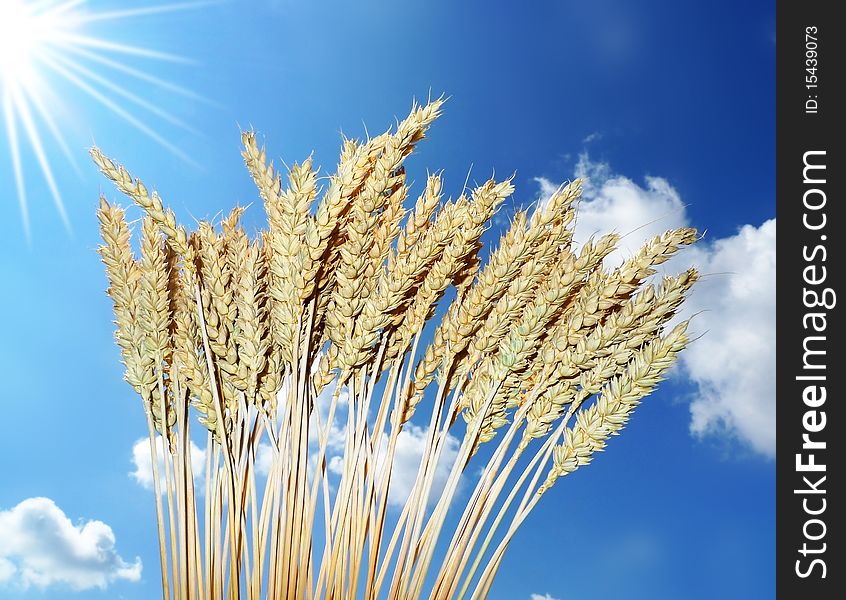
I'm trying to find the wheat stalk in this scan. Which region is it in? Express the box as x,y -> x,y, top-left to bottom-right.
95,98 -> 698,600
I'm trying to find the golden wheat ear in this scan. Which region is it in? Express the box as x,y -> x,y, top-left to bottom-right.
94,98 -> 697,600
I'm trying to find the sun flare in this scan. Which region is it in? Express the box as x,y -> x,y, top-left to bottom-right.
0,1 -> 61,85
0,0 -> 210,239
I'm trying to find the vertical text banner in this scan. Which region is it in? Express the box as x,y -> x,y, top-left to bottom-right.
778,1 -> 843,596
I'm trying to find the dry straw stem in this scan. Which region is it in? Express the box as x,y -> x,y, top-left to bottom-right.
94,98 -> 699,600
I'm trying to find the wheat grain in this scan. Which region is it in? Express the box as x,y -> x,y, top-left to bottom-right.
95,100 -> 698,600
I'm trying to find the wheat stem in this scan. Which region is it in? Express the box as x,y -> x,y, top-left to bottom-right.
95,100 -> 697,599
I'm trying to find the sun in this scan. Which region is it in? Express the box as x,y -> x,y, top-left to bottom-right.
0,1 -> 62,85
0,1 -> 211,239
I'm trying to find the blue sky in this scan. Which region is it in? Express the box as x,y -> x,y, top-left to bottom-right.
0,1 -> 774,598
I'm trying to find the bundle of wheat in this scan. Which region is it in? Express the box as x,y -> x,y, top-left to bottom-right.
95,98 -> 697,600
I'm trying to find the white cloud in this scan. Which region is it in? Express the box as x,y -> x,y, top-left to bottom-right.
321,422 -> 460,508
530,594 -> 561,600
127,374 -> 459,509
130,436 -> 206,491
0,497 -> 141,590
0,558 -> 16,583
534,176 -> 564,208
255,442 -> 275,476
380,424 -> 460,508
304,373 -> 459,508
536,153 -> 688,267
582,131 -> 602,144
328,455 -> 345,475
679,220 -> 776,456
534,157 -> 775,456
254,440 -> 328,479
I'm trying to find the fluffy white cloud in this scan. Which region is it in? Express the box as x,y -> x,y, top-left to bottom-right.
583,131 -> 602,144
382,424 -> 461,507
0,497 -> 141,590
530,594 -> 561,600
534,157 -> 775,456
306,373 -> 460,507
255,442 -> 275,476
679,220 -> 776,456
130,436 -> 206,490
0,558 -> 16,583
324,423 -> 460,508
536,153 -> 688,267
251,371 -> 349,479
327,454 -> 345,476
128,371 -> 461,510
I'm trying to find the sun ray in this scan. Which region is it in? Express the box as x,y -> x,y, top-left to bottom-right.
10,83 -> 72,232
61,44 -> 216,105
4,88 -> 31,239
45,0 -> 86,15
20,73 -> 83,177
29,0 -> 75,13
0,0 -> 208,233
68,1 -> 224,25
45,49 -> 199,134
39,51 -> 198,166
51,32 -> 194,63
